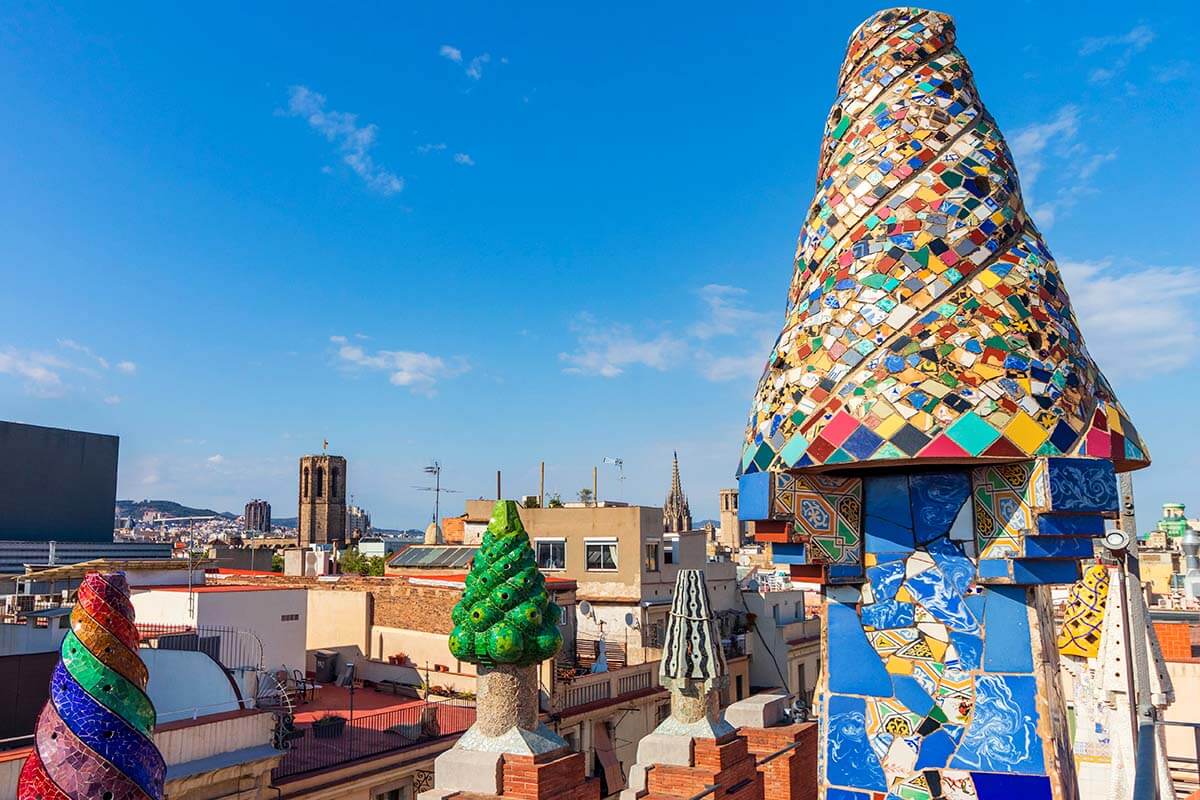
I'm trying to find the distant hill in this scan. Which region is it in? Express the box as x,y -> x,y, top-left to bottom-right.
116,499 -> 236,520
274,517 -> 298,527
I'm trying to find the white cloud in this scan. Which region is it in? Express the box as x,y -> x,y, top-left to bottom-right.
207,454 -> 225,465
695,352 -> 766,382
439,45 -> 494,80
1060,259 -> 1200,377
417,142 -> 447,155
0,347 -> 66,396
1010,106 -> 1117,229
284,86 -> 404,195
1010,105 -> 1079,195
560,315 -> 687,378
1080,24 -> 1155,56
1153,61 -> 1192,83
116,360 -> 137,375
690,284 -> 771,340
466,53 -> 491,80
1078,151 -> 1117,180
453,152 -> 475,166
104,394 -> 122,405
1080,25 -> 1155,83
58,338 -> 109,370
332,337 -> 467,395
561,283 -> 778,382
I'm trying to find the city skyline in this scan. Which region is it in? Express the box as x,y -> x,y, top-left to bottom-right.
1,2 -> 1196,528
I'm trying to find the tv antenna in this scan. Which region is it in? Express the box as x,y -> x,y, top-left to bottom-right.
602,457 -> 625,486
413,461 -> 460,525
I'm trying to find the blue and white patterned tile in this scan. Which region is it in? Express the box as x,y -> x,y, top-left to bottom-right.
910,471 -> 972,544
950,674 -> 1045,774
1040,457 -> 1117,513
826,694 -> 888,792
902,565 -> 980,634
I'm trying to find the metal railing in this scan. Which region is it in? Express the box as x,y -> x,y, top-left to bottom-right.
554,659 -> 660,711
138,624 -> 264,672
1161,720 -> 1200,798
271,699 -> 475,781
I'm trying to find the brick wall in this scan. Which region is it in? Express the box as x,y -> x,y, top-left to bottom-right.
1154,621 -> 1198,662
502,752 -> 598,800
740,724 -> 818,800
215,574 -> 461,634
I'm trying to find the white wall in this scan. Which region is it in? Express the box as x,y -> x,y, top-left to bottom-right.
143,649 -> 243,722
132,588 -> 308,674
198,590 -> 307,674
132,589 -> 197,626
0,619 -> 67,655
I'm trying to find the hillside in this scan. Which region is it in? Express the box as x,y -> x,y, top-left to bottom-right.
116,499 -> 237,520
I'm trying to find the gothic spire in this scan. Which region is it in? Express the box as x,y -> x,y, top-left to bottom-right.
663,451 -> 693,533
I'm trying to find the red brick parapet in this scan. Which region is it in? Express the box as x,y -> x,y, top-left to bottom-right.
644,735 -> 762,800
739,724 -> 817,800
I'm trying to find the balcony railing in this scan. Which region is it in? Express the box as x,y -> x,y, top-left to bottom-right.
553,660 -> 660,712
138,624 -> 264,672
272,699 -> 475,781
1161,719 -> 1200,798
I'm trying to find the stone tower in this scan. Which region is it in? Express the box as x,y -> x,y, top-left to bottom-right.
298,454 -> 347,546
718,489 -> 741,551
663,452 -> 693,533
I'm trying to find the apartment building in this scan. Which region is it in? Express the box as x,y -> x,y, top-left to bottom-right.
460,500 -> 744,669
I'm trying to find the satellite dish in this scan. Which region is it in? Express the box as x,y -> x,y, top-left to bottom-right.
624,612 -> 636,626
579,600 -> 593,618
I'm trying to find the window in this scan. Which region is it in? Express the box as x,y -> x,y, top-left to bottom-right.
536,539 -> 566,571
375,788 -> 408,800
644,621 -> 663,648
663,537 -> 676,565
316,467 -> 325,498
281,613 -> 300,622
735,674 -> 744,701
644,542 -> 660,572
585,539 -> 618,571
302,467 -> 309,499
656,702 -> 671,725
331,467 -> 340,499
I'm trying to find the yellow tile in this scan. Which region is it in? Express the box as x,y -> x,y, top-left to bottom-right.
875,414 -> 906,439
1106,405 -> 1124,435
977,269 -> 1001,288
886,655 -> 914,675
924,637 -> 948,661
1004,411 -> 1049,454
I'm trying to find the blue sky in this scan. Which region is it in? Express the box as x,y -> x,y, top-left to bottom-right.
1,2 -> 1196,529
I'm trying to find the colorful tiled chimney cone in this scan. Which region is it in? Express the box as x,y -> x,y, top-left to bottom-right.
739,6 -> 1148,476
18,572 -> 165,800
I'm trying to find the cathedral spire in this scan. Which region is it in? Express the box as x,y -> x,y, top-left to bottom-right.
663,451 -> 693,533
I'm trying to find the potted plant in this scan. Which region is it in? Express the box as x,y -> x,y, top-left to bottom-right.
312,713 -> 347,738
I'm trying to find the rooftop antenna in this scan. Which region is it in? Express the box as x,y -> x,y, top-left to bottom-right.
413,461 -> 460,525
602,457 -> 625,481
602,457 -> 625,500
